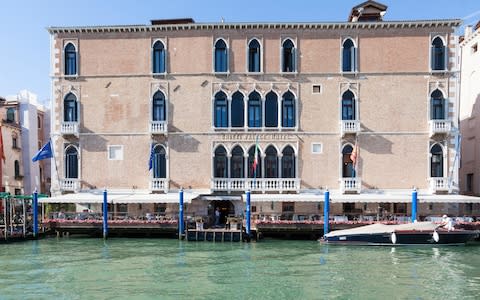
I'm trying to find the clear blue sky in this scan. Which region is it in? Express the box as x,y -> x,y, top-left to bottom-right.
1,0 -> 479,103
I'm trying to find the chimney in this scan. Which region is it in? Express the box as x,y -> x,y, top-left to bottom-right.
464,25 -> 473,39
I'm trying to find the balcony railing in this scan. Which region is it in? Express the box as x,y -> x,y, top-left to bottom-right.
150,121 -> 167,134
150,178 -> 169,192
60,178 -> 79,192
429,120 -> 451,137
340,177 -> 361,193
340,120 -> 360,136
212,178 -> 300,193
60,121 -> 79,136
429,177 -> 449,193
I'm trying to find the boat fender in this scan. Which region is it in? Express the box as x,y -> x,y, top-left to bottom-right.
391,232 -> 397,244
433,231 -> 439,243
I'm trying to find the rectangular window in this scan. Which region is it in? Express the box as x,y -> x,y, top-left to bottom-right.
154,203 -> 166,214
312,85 -> 322,94
393,203 -> 406,214
472,44 -> 478,54
251,206 -> 257,213
15,188 -> 21,195
466,173 -> 473,192
311,143 -> 323,154
108,145 -> 124,160
282,202 -> 294,212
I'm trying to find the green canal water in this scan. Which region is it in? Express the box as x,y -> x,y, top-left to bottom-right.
0,238 -> 479,300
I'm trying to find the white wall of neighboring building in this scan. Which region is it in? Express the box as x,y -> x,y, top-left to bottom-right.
7,90 -> 51,194
460,24 -> 480,196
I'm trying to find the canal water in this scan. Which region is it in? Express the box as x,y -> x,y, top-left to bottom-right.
0,238 -> 479,300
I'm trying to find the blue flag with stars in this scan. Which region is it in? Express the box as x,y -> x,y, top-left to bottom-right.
32,140 -> 53,162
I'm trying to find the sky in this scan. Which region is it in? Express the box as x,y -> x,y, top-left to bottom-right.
1,0 -> 480,104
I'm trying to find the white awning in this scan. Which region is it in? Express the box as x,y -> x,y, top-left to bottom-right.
248,193 -> 323,202
237,192 -> 480,203
39,191 -> 198,204
198,195 -> 243,201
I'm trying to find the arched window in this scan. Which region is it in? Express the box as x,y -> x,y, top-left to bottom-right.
230,146 -> 244,178
152,40 -> 166,74
342,38 -> 356,72
152,91 -> 166,121
64,43 -> 77,76
214,146 -> 228,178
6,108 -> 15,123
265,92 -> 278,127
431,37 -> 446,71
430,144 -> 444,177
231,92 -> 244,128
248,145 -> 261,178
65,146 -> 78,179
14,160 -> 20,178
248,91 -> 262,128
342,90 -> 356,120
342,145 -> 354,178
248,39 -> 261,72
430,89 -> 445,120
214,39 -> 228,72
282,91 -> 296,127
282,146 -> 295,178
265,146 -> 278,178
214,91 -> 228,128
282,39 -> 296,72
152,145 -> 166,178
64,93 -> 78,122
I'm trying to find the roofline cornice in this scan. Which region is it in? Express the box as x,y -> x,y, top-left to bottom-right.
47,20 -> 462,34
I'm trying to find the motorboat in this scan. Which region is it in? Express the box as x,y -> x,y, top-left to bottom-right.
321,222 -> 479,245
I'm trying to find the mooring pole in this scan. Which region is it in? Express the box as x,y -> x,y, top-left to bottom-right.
246,190 -> 251,236
103,189 -> 108,239
33,189 -> 38,238
179,188 -> 184,239
323,189 -> 330,236
411,187 -> 418,223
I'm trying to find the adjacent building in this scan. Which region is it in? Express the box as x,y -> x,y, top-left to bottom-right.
0,91 -> 51,196
46,1 -> 479,222
459,22 -> 480,199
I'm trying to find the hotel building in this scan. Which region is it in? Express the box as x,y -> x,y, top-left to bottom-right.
46,1 -> 479,222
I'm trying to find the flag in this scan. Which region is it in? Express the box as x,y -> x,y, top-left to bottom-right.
350,141 -> 359,170
0,125 -> 5,162
32,140 -> 53,162
252,136 -> 260,176
148,143 -> 155,170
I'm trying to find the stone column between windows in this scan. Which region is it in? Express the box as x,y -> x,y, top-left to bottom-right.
244,98 -> 248,130
278,153 -> 283,179
227,96 -> 232,128
277,97 -> 282,129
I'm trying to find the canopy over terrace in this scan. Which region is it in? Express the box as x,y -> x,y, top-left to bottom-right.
243,191 -> 480,203
38,191 -> 198,204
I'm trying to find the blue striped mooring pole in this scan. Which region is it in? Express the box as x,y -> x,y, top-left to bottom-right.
411,188 -> 418,223
246,190 -> 251,236
323,189 -> 330,236
103,189 -> 108,239
179,188 -> 184,239
33,189 -> 38,238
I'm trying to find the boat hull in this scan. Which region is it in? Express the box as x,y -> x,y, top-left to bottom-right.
322,230 -> 479,246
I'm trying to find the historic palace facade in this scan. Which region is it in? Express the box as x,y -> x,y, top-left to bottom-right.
46,1 -> 479,222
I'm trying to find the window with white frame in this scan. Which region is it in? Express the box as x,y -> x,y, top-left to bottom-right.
312,143 -> 323,154
108,145 -> 124,160
64,42 -> 77,76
